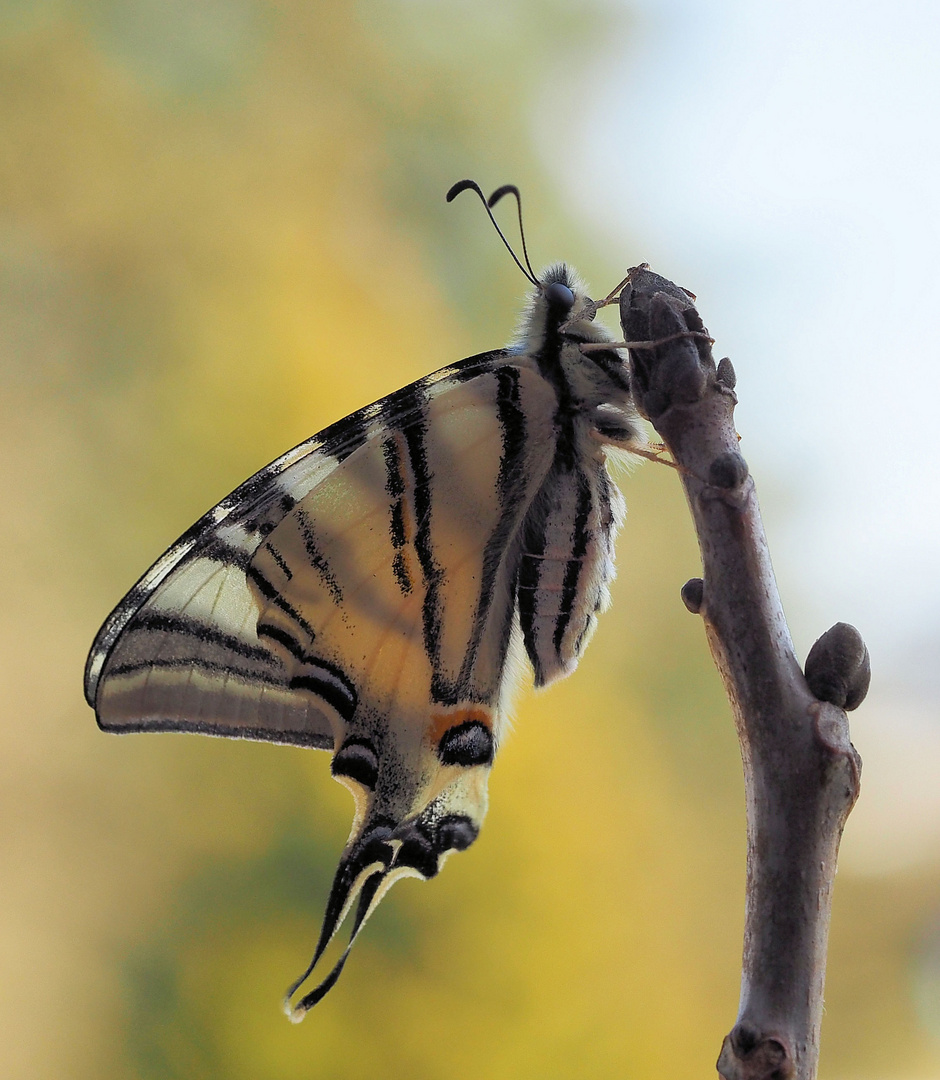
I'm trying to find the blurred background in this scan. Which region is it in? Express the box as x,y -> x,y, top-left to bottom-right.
3,0 -> 939,1076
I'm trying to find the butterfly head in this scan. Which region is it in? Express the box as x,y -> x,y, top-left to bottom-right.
513,262 -> 618,358
540,266 -> 577,315
538,263 -> 578,313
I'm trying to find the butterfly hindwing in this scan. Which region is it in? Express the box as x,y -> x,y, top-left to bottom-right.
518,451 -> 625,687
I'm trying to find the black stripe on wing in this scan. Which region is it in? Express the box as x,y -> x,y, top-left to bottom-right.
107,656 -> 286,685
289,659 -> 358,723
293,505 -> 344,604
454,364 -> 535,699
394,383 -> 448,702
383,436 -> 414,596
128,610 -> 274,664
246,564 -> 318,643
257,621 -> 308,662
255,622 -> 358,722
97,717 -> 333,750
264,543 -> 294,580
517,490 -> 551,686
552,474 -> 593,654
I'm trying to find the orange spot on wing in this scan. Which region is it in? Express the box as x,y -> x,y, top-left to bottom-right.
427,705 -> 494,746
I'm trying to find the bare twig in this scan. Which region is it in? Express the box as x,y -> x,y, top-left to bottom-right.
615,266 -> 870,1080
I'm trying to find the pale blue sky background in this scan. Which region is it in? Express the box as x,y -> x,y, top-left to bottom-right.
552,0 -> 940,873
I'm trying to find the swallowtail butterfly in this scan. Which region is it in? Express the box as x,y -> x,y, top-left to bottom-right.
84,181 -> 645,1019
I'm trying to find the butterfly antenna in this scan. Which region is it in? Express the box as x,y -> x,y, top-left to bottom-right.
487,184 -> 537,283
446,179 -> 539,287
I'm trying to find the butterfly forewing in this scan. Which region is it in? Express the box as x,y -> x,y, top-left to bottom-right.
91,353 -> 559,753
87,353 -> 495,723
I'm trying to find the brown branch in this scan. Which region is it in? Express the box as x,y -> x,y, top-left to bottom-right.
613,266 -> 870,1080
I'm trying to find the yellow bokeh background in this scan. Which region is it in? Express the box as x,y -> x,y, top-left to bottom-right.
3,2 -> 940,1078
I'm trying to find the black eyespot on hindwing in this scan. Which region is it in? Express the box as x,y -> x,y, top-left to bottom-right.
395,821 -> 439,879
436,814 -> 479,853
437,720 -> 494,768
393,813 -> 481,881
331,738 -> 379,789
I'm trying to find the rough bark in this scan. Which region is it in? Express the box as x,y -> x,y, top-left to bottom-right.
609,266 -> 870,1080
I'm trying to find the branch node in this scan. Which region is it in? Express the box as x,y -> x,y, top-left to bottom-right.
717,1026 -> 794,1080
681,577 -> 704,614
804,622 -> 871,711
717,356 -> 737,389
810,701 -> 862,800
810,699 -> 853,755
709,450 -> 749,490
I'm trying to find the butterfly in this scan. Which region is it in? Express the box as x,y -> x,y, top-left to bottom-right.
84,180 -> 645,1020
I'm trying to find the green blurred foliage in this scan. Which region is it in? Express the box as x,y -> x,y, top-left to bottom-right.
1,1 -> 939,1078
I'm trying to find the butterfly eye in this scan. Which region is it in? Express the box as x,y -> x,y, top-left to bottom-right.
437,721 -> 494,768
332,738 -> 380,789
544,281 -> 574,311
